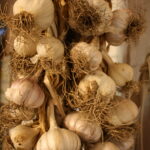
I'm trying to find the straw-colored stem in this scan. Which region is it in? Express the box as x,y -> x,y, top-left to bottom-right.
49,101 -> 58,129
38,101 -> 46,133
44,72 -> 65,118
101,50 -> 114,66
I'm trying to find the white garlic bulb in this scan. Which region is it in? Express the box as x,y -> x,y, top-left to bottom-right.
36,36 -> 64,64
36,101 -> 81,150
68,0 -> 113,36
9,125 -> 40,150
90,142 -> 120,150
5,79 -> 45,108
71,39 -> 102,71
64,112 -> 102,143
102,51 -> 134,86
78,71 -> 116,98
106,9 -> 137,46
13,0 -> 54,30
14,35 -> 38,57
108,99 -> 139,126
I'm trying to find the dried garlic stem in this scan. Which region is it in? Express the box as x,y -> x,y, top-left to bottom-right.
31,69 -> 43,82
102,50 -> 113,65
38,101 -> 46,133
44,73 -> 65,117
49,101 -> 58,128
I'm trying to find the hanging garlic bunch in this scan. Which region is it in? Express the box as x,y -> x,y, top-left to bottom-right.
5,79 -> 45,108
68,0 -> 113,36
13,0 -> 55,30
102,51 -> 134,86
36,101 -> 81,150
70,38 -> 102,71
89,142 -> 120,150
78,70 -> 116,99
107,99 -> 139,126
105,9 -> 144,46
9,125 -> 40,150
64,112 -> 102,143
14,34 -> 39,57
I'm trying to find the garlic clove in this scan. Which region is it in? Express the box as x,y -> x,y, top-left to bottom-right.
89,142 -> 120,150
5,79 -> 45,108
64,112 -> 102,143
107,99 -> 139,126
9,125 -> 40,150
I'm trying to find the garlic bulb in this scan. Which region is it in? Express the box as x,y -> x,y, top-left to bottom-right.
64,112 -> 102,143
102,51 -> 134,86
105,9 -> 143,46
13,0 -> 54,30
90,142 -> 120,150
116,136 -> 135,150
36,101 -> 81,150
71,39 -> 102,71
78,71 -> 116,98
68,0 -> 113,36
14,35 -> 38,57
36,36 -> 64,64
5,79 -> 45,108
9,125 -> 40,150
107,99 -> 139,126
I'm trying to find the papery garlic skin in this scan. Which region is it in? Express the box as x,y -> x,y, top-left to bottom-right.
9,125 -> 40,150
78,71 -> 116,98
37,36 -> 64,64
108,99 -> 139,126
13,0 -> 54,30
71,42 -> 102,71
105,9 -> 133,46
64,112 -> 102,143
36,128 -> 81,150
108,63 -> 134,87
5,79 -> 45,108
14,35 -> 37,57
90,142 -> 120,150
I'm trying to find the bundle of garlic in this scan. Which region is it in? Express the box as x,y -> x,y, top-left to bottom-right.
0,0 -> 145,149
